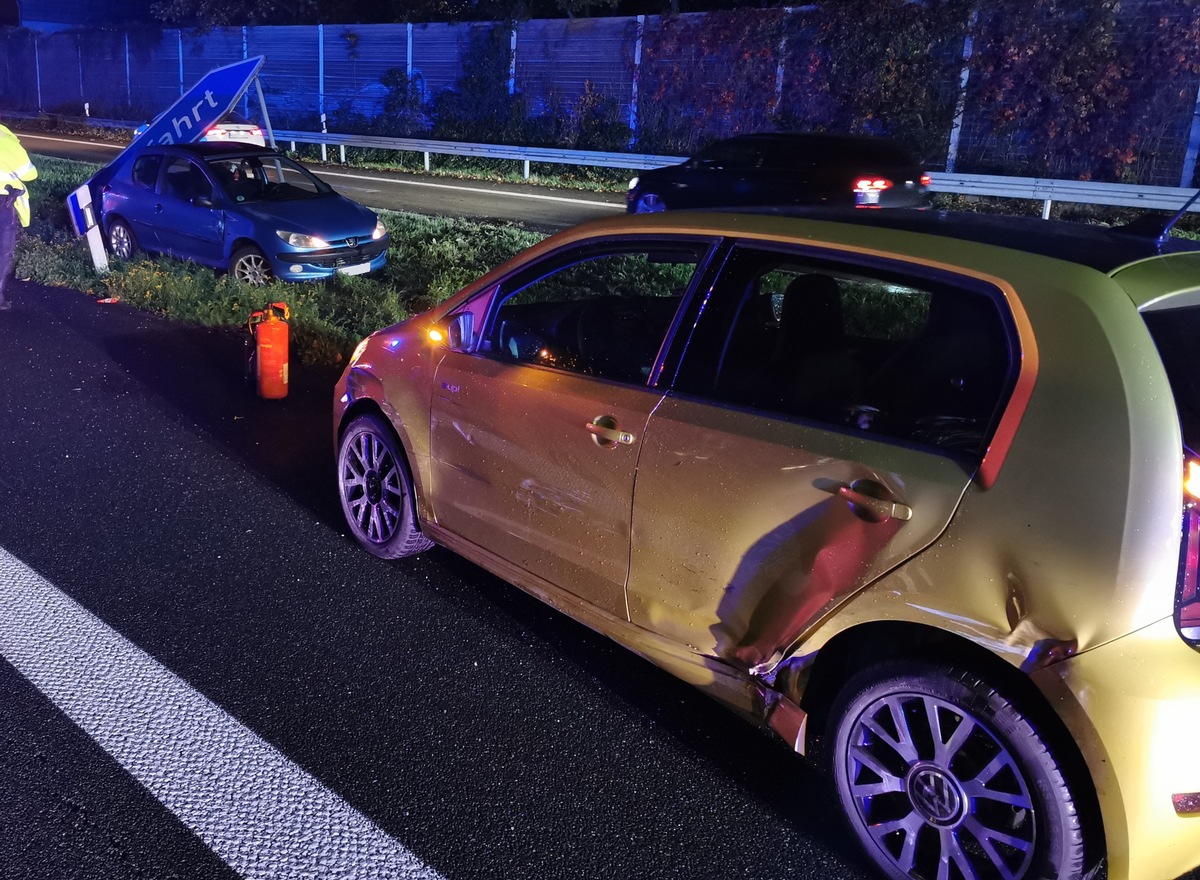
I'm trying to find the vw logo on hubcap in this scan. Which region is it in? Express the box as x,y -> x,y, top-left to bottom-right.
365,470 -> 383,505
907,765 -> 965,826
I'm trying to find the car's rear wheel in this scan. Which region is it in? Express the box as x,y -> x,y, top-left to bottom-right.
107,218 -> 137,260
828,661 -> 1090,880
337,414 -> 434,559
634,192 -> 667,213
231,245 -> 272,286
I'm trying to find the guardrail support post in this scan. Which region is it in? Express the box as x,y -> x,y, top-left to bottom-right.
1042,199 -> 1052,219
523,159 -> 530,179
424,151 -> 430,172
340,145 -> 346,164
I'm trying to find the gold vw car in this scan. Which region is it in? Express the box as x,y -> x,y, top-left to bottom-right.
333,209 -> 1200,880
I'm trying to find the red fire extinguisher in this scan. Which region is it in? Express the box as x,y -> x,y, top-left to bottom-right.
247,302 -> 290,399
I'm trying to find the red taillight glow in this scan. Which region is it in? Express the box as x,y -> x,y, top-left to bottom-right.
854,177 -> 893,192
920,173 -> 932,187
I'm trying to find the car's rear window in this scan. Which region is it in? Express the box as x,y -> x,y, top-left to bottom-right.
1143,306 -> 1200,450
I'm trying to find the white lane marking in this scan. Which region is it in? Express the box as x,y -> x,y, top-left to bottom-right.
22,133 -> 124,150
0,548 -> 444,880
314,169 -> 623,210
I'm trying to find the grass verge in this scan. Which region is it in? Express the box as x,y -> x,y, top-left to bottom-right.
16,156 -> 545,366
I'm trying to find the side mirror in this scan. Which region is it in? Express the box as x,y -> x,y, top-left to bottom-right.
192,194 -> 215,208
448,312 -> 474,351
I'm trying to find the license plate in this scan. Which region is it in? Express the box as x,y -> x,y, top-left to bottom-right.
338,262 -> 371,276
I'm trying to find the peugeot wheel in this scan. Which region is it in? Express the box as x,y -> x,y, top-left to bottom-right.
829,661 -> 1092,880
108,218 -> 137,260
337,414 -> 434,559
231,245 -> 273,286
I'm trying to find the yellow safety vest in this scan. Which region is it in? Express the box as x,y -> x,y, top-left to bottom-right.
0,124 -> 38,227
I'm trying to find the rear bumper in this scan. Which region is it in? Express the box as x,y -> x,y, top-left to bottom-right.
1030,616 -> 1200,880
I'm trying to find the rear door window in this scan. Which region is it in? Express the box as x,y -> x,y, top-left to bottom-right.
131,155 -> 162,189
672,245 -> 1017,456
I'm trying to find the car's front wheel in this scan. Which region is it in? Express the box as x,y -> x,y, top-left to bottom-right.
337,414 -> 434,559
107,218 -> 137,260
231,245 -> 272,286
634,192 -> 667,213
828,661 -> 1092,880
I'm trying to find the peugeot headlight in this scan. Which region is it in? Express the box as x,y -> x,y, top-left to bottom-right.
372,220 -> 387,241
277,230 -> 329,248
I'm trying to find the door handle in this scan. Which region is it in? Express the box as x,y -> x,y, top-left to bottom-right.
586,416 -> 635,448
821,478 -> 912,523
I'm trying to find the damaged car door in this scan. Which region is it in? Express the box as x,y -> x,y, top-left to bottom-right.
627,244 -> 1019,670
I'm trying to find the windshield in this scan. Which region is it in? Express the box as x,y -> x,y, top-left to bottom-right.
1143,305 -> 1200,451
205,155 -> 332,203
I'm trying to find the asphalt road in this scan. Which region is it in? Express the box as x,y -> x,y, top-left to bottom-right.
14,130 -> 627,231
0,281 -> 874,879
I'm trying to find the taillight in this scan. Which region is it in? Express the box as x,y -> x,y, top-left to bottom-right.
854,177 -> 893,208
204,127 -> 227,140
1177,458 -> 1200,646
854,177 -> 893,193
920,173 -> 932,187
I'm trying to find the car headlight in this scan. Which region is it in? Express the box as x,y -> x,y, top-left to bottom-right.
628,176 -> 640,190
372,220 -> 387,241
276,230 -> 329,248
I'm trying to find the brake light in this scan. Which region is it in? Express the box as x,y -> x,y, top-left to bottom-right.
854,177 -> 893,208
1177,458 -> 1200,646
249,127 -> 263,139
920,173 -> 932,187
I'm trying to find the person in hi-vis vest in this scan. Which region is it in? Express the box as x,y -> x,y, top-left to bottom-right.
0,124 -> 38,311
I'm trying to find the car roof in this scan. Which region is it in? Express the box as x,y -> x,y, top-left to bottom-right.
600,207 -> 1200,274
774,207 -> 1200,272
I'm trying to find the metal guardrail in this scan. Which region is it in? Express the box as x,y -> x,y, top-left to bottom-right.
271,128 -> 685,177
10,111 -> 1200,217
926,172 -> 1200,218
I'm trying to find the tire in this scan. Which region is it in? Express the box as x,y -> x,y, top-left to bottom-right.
634,192 -> 667,213
337,414 -> 434,559
107,218 -> 137,260
828,661 -> 1089,880
230,245 -> 273,286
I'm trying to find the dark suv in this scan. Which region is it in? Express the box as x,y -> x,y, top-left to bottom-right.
627,132 -> 931,213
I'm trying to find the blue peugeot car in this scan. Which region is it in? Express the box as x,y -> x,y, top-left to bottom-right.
92,143 -> 389,284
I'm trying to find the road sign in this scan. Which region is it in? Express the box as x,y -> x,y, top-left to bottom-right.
130,56 -> 265,151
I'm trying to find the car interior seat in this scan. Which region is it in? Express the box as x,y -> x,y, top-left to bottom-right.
865,290 -> 1010,448
758,274 -> 864,416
